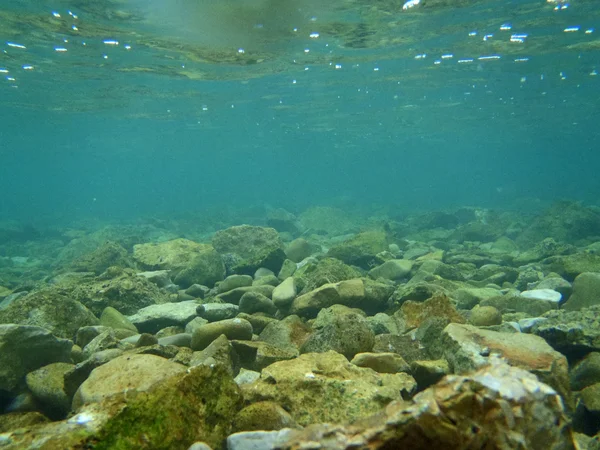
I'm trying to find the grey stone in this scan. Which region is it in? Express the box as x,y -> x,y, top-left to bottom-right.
127,301 -> 198,334
191,318 -> 253,351
196,303 -> 239,322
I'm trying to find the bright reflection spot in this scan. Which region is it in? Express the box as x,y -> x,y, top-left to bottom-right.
0,69 -> 8,73
22,65 -> 33,70
52,12 -> 61,18
441,54 -> 453,59
483,34 -> 493,41
304,48 -> 310,53
585,29 -> 594,34
402,0 -> 420,10
237,48 -> 245,54
103,40 -> 119,45
514,58 -> 529,62
478,55 -> 501,60
309,32 -> 319,39
500,24 -> 512,31
590,70 -> 598,76
6,42 -> 26,49
54,47 -> 67,52
563,27 -> 580,32
335,64 -> 342,69
72,25 -> 78,31
414,53 -> 426,59
510,34 -> 527,43
6,77 -> 15,81
469,31 -> 477,37
124,45 -> 132,50
458,59 -> 474,64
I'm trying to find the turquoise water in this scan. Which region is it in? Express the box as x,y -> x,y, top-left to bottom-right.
1,0 -> 599,224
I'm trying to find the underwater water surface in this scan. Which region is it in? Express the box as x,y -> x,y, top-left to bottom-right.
0,0 -> 599,224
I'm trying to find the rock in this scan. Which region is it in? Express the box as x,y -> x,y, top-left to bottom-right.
520,288 -> 563,304
72,270 -> 170,316
0,289 -> 99,339
259,315 -> 312,352
72,354 -> 186,410
196,303 -> 239,322
127,301 -> 198,334
99,306 -> 137,332
578,383 -> 600,436
227,430 -> 293,450
394,294 -> 465,332
136,270 -> 172,288
469,305 -> 502,327
272,277 -> 297,308
185,317 -> 209,334
239,291 -> 277,315
82,329 -> 124,356
480,293 -> 557,317
217,285 -> 274,305
410,359 -> 449,390
235,368 -> 261,386
350,352 -> 410,374
0,325 -> 72,395
285,238 -> 313,263
290,283 -> 339,317
231,340 -> 298,372
563,272 -> 600,311
373,334 -> 428,364
217,275 -> 254,294
278,259 -> 297,280
366,313 -> 399,335
543,253 -> 600,280
531,306 -> 600,361
135,333 -> 159,347
389,281 -> 451,308
191,318 -> 253,351
185,284 -> 207,299
25,362 -> 74,419
254,268 -> 276,279
294,257 -> 361,295
452,287 -> 502,310
233,401 -> 297,432
69,241 -> 132,275
6,361 -> 243,450
237,313 -> 277,335
158,333 -> 192,348
327,230 -> 389,269
276,358 -> 576,450
536,275 -> 573,300
241,351 -> 416,426
368,259 -> 413,281
441,323 -> 572,409
212,225 -> 286,275
252,274 -> 280,287
570,352 -> 600,391
0,411 -> 50,433
300,305 -> 375,359
189,334 -> 240,376
133,239 -> 225,287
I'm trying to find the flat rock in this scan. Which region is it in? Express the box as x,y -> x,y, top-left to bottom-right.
127,301 -> 198,334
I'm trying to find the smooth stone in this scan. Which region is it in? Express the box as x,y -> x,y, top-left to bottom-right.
368,259 -> 413,281
239,292 -> 276,315
157,333 -> 192,348
196,303 -> 239,322
272,277 -> 297,308
218,275 -> 254,294
227,430 -> 293,450
520,289 -> 562,303
191,318 -> 253,351
254,268 -> 275,279
136,270 -> 172,288
127,301 -> 198,334
100,307 -> 138,332
469,305 -> 502,327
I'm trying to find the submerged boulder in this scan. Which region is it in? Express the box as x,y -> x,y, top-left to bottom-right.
212,225 -> 286,275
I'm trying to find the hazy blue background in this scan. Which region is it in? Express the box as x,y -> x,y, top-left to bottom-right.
1,0 -> 599,224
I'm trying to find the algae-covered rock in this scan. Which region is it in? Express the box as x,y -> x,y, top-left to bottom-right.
368,259 -> 413,281
191,318 -> 253,351
2,357 -> 243,450
71,270 -> 170,316
285,238 -> 314,263
327,230 -> 389,269
442,323 -> 572,409
25,362 -> 74,419
297,206 -> 357,236
277,358 -> 576,450
469,305 -> 502,327
0,324 -> 72,395
100,306 -> 138,332
233,401 -> 297,432
127,301 -> 198,334
212,225 -> 286,275
133,239 -> 225,288
69,241 -> 133,275
294,257 -> 361,295
0,288 -> 99,339
394,294 -> 465,332
300,305 -> 374,359
542,253 -> 600,280
563,272 -> 600,311
241,351 -> 416,427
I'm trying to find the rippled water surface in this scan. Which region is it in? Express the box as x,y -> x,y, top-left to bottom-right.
1,0 -> 599,221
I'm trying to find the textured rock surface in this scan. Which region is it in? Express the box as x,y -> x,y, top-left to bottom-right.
277,358 -> 576,450
241,351 -> 416,426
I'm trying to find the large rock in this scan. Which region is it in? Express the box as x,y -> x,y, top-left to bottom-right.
327,230 -> 389,269
133,239 -> 225,288
368,259 -> 413,281
3,360 -> 243,450
191,318 -> 253,351
0,289 -> 99,339
127,301 -> 198,334
277,358 -> 577,450
294,258 -> 361,295
441,323 -> 572,409
0,325 -> 72,394
212,225 -> 286,275
72,270 -> 170,316
241,351 -> 416,426
25,362 -> 74,419
563,272 -> 600,311
301,305 -> 374,359
69,241 -> 132,275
